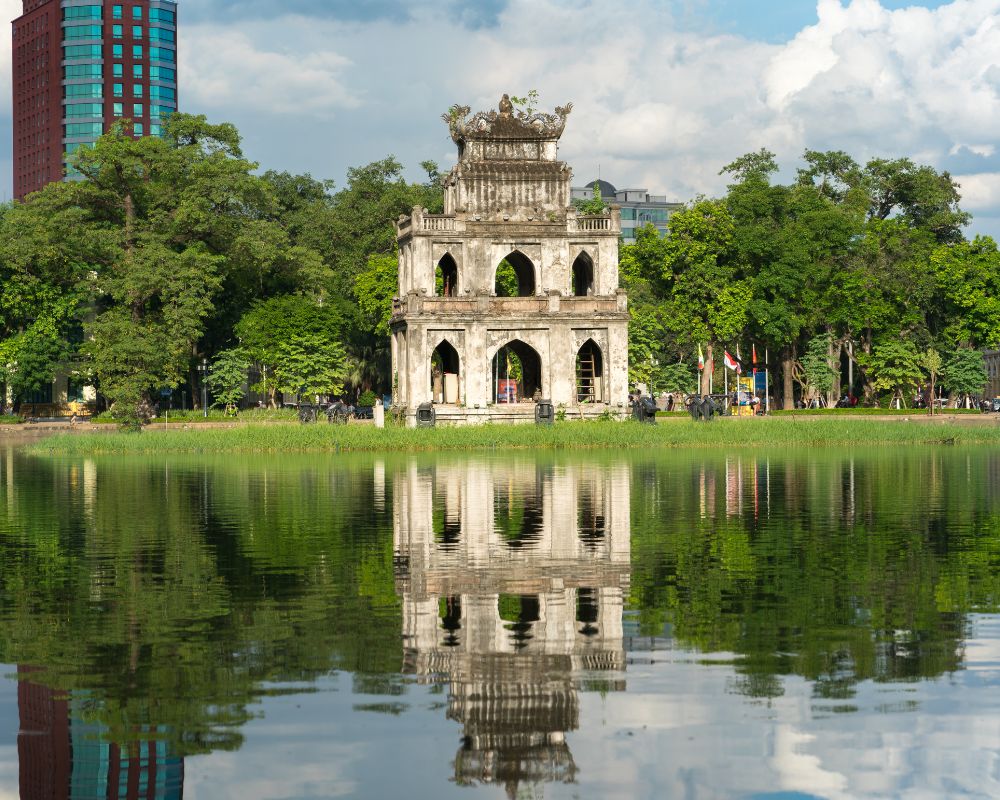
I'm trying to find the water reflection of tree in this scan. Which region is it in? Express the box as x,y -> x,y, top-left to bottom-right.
0,452 -> 404,756
628,449 -> 1000,700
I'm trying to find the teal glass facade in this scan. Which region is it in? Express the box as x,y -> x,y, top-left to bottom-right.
13,0 -> 179,197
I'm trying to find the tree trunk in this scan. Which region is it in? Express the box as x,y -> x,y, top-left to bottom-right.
828,333 -> 842,406
701,343 -> 715,396
782,346 -> 795,409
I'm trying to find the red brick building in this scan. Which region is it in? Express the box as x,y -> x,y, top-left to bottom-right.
12,0 -> 178,199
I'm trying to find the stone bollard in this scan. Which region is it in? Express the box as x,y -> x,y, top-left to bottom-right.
374,402 -> 385,429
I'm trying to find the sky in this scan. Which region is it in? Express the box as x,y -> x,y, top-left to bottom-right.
2,0 -> 999,237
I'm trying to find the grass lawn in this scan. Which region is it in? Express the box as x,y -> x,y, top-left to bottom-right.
27,415 -> 1000,456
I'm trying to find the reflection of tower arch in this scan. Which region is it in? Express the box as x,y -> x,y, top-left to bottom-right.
392,457 -> 631,795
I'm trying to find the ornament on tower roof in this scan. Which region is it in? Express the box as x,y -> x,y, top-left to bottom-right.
442,94 -> 573,143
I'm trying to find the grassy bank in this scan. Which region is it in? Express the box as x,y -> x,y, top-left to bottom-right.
27,416 -> 1000,456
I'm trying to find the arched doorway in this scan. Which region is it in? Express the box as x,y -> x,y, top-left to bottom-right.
576,340 -> 604,403
431,340 -> 460,404
491,340 -> 542,403
494,250 -> 536,297
436,253 -> 458,297
572,252 -> 594,296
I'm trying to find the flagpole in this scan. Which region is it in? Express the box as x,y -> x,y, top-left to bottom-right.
765,348 -> 770,415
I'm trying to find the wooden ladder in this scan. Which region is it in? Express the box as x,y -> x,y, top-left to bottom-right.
577,352 -> 596,403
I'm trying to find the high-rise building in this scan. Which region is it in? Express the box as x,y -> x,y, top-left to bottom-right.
12,0 -> 178,199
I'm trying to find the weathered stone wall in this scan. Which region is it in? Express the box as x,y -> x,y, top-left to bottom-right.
392,97 -> 629,423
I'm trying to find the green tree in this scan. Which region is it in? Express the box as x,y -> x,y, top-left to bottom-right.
922,347 -> 942,413
662,200 -> 748,395
235,295 -> 349,406
206,348 -> 250,411
9,114 -> 330,428
931,237 -> 1000,349
354,253 -> 399,337
865,338 -> 924,407
941,348 -> 987,405
0,196 -> 97,407
800,333 -> 837,402
273,333 -> 348,399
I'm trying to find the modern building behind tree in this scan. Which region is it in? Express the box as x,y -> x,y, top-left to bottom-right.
12,0 -> 178,199
571,180 -> 683,243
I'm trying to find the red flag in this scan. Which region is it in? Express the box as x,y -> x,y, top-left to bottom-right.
724,351 -> 740,372
752,344 -> 758,375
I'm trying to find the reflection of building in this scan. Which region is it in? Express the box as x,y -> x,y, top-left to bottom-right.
571,180 -> 683,243
393,459 -> 630,796
18,669 -> 184,800
391,96 -> 629,424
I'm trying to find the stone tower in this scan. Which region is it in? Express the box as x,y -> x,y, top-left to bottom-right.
391,95 -> 628,424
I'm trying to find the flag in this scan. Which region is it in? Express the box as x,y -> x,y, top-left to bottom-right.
698,344 -> 704,371
752,344 -> 758,375
724,351 -> 740,372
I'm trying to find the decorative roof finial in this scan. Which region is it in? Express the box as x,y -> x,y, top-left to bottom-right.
499,93 -> 513,116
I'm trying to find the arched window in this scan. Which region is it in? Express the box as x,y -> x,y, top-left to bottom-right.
431,340 -> 460,404
576,340 -> 604,403
435,253 -> 458,297
576,588 -> 600,636
572,251 -> 594,296
491,339 -> 543,403
498,594 -> 540,650
440,595 -> 462,647
494,250 -> 536,297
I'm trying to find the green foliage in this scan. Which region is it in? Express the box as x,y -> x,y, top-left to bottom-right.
494,259 -> 519,297
866,339 -> 924,404
574,182 -> 607,216
206,348 -> 250,409
941,348 -> 988,397
508,89 -> 539,114
273,333 -> 348,399
800,334 -> 837,397
358,390 -> 378,407
658,360 -> 697,393
235,294 -> 349,403
931,237 -> 1000,348
354,253 -> 398,337
663,199 -> 749,350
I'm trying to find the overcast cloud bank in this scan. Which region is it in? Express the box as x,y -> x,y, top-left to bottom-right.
0,0 -> 997,235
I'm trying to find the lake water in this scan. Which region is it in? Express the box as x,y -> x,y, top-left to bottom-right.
0,442 -> 998,799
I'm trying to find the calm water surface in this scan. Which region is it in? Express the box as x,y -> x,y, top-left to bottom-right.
0,442 -> 998,798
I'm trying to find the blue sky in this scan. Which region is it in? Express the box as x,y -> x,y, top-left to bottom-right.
688,0 -> 953,40
2,0 -> 998,236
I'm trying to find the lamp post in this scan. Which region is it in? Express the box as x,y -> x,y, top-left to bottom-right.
198,358 -> 208,418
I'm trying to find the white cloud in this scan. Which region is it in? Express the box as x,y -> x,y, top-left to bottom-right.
182,26 -> 360,117
954,172 -> 1000,211
1,0 -> 998,233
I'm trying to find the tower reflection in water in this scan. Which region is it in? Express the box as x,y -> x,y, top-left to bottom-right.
393,459 -> 630,795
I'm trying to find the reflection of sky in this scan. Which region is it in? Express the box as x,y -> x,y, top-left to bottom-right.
0,617 -> 982,799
